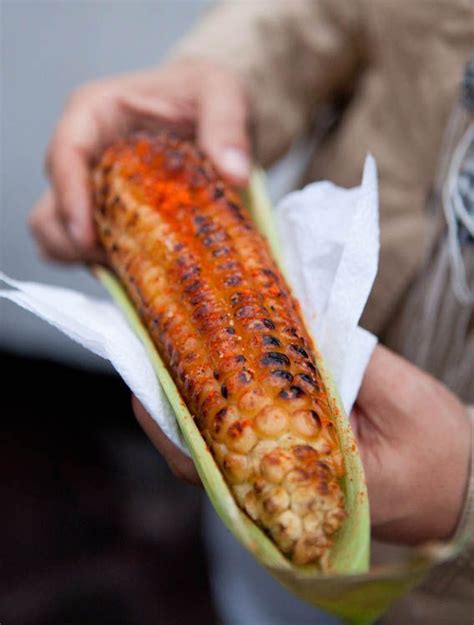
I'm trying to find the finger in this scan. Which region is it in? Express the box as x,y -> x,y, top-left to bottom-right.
119,92 -> 192,131
116,94 -> 196,146
197,71 -> 250,186
46,137 -> 95,250
356,344 -> 426,445
29,189 -> 107,264
355,344 -> 408,426
29,190 -> 83,262
131,396 -> 200,486
115,64 -> 196,138
46,87 -> 115,253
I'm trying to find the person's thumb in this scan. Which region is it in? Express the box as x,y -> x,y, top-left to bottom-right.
197,69 -> 250,186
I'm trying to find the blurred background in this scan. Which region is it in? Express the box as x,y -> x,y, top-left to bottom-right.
1,2 -> 216,623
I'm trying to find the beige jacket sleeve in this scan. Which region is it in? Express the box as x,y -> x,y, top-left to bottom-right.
452,406 -> 474,548
173,0 -> 362,166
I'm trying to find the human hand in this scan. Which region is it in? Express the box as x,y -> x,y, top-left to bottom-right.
132,344 -> 472,544
351,344 -> 471,544
132,395 -> 200,486
29,58 -> 250,263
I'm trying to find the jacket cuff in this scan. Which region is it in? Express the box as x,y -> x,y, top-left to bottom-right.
451,406 -> 474,547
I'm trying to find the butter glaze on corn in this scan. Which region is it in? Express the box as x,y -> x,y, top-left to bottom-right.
93,133 -> 346,566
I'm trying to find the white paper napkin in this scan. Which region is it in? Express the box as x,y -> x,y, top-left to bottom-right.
0,156 -> 378,454
276,155 -> 379,411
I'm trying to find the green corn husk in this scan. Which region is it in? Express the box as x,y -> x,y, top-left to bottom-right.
93,168 -> 462,625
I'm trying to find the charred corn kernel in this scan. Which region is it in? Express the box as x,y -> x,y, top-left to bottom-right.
291,409 -> 322,438
243,490 -> 260,521
303,511 -> 325,533
222,452 -> 251,484
255,406 -> 288,437
293,535 -> 330,566
284,468 -> 312,492
226,420 -> 258,453
251,440 -> 279,473
263,486 -> 290,515
93,132 -> 346,565
271,510 -> 303,553
291,486 -> 316,516
260,448 -> 295,484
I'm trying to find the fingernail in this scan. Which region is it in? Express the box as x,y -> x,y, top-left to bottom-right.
220,147 -> 250,180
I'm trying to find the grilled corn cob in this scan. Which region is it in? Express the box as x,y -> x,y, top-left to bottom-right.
93,133 -> 346,566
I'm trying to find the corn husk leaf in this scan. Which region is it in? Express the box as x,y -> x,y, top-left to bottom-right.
93,168 -> 462,625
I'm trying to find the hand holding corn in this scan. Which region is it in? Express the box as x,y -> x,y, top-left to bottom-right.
29,59 -> 250,263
